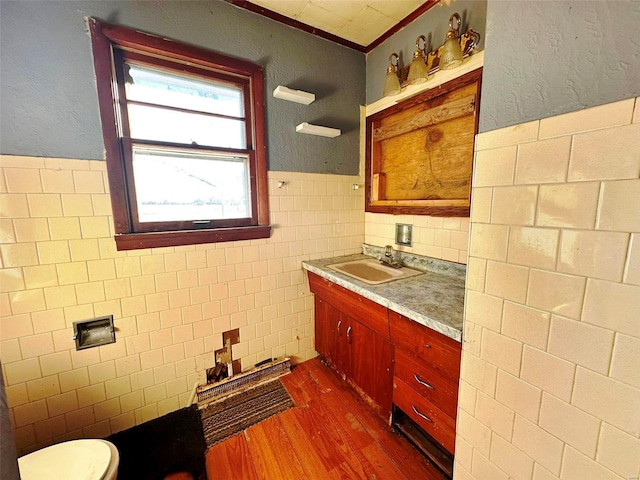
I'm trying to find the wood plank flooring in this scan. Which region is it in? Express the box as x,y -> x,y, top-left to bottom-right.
205,358 -> 448,480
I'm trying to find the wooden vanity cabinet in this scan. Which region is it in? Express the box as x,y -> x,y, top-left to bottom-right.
308,270 -> 462,477
309,273 -> 394,417
390,310 -> 461,476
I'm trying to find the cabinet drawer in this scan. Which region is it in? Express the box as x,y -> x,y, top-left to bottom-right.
394,348 -> 458,419
389,311 -> 461,380
308,272 -> 389,339
393,377 -> 456,454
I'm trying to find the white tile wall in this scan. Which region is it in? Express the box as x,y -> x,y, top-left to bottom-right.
365,212 -> 469,264
456,97 -> 640,480
0,159 -> 364,454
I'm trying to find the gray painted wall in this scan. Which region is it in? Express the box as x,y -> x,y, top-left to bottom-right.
479,0 -> 640,132
0,0 -> 364,174
366,0 -> 487,105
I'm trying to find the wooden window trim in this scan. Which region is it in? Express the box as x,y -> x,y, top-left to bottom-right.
89,18 -> 270,250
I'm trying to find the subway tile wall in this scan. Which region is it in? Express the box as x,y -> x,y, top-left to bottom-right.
0,159 -> 365,454
456,97 -> 640,480
365,213 -> 469,264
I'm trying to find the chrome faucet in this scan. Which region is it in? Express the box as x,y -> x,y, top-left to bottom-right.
379,245 -> 402,269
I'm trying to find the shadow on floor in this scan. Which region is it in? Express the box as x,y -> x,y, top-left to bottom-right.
107,405 -> 206,480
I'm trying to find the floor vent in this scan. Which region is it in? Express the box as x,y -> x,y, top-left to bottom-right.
196,357 -> 291,407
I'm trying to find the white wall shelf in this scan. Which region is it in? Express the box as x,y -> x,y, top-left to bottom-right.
273,86 -> 340,137
296,122 -> 341,138
273,85 -> 315,105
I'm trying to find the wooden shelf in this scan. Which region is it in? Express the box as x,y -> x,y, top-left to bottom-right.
366,51 -> 484,117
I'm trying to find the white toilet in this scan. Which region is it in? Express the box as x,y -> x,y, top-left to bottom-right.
18,439 -> 119,480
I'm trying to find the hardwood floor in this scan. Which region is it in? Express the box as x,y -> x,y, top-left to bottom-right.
205,358 -> 448,480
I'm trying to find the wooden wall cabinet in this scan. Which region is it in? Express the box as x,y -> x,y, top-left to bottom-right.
365,68 -> 482,217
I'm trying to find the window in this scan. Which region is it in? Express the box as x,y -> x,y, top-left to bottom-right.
89,19 -> 270,250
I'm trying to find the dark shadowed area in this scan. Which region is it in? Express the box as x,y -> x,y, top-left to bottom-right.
108,405 -> 206,480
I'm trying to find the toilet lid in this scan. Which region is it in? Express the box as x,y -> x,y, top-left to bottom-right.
18,439 -> 111,480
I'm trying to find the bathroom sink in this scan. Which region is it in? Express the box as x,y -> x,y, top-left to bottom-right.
327,257 -> 423,285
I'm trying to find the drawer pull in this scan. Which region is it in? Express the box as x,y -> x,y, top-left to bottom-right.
412,405 -> 434,423
425,344 -> 432,349
337,320 -> 342,336
413,373 -> 435,390
346,326 -> 352,343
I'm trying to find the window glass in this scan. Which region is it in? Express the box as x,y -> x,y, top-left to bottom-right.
125,64 -> 244,117
127,104 -> 246,148
132,147 -> 250,223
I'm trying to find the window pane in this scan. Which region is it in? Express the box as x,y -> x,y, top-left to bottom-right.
125,63 -> 244,118
127,104 -> 246,148
132,147 -> 251,223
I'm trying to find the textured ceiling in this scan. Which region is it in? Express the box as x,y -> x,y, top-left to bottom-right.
248,0 -> 430,47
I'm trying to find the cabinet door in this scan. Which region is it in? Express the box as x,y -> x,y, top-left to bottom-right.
314,297 -> 338,369
347,317 -> 394,416
314,297 -> 350,378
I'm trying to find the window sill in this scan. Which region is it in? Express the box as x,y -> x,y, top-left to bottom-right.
114,225 -> 272,250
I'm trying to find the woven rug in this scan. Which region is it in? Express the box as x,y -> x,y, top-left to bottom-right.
200,378 -> 294,447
